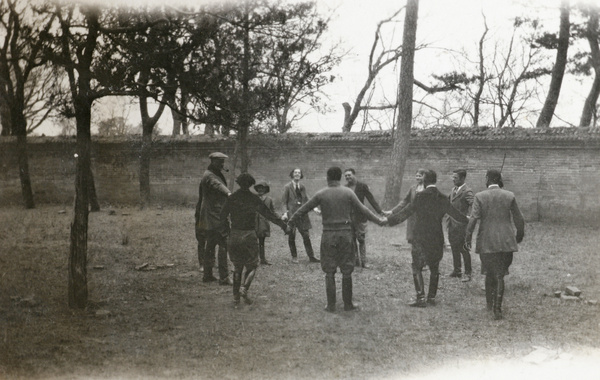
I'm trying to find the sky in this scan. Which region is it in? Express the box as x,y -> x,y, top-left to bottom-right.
36,0 -> 592,136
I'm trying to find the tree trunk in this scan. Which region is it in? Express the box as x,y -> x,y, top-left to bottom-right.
384,0 -> 418,208
0,96 -> 11,136
69,96 -> 92,309
238,2 -> 251,173
536,0 -> 570,128
171,106 -> 182,135
139,83 -> 168,208
13,110 -> 35,209
140,132 -> 152,207
87,164 -> 100,211
580,8 -> 600,127
343,73 -> 376,132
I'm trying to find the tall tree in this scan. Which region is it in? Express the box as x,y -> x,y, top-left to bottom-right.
45,1 -> 162,308
383,0 -> 418,208
574,4 -> 600,127
0,0 -> 57,208
536,0 -> 570,128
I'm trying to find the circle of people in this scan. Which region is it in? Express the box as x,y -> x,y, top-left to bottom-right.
195,152 -> 525,320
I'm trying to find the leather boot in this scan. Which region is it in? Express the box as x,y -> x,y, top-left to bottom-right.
427,270 -> 440,305
259,243 -> 270,265
232,271 -> 242,305
409,271 -> 426,307
342,276 -> 358,311
241,268 -> 256,304
485,275 -> 496,311
202,266 -> 217,282
493,276 -> 505,320
288,238 -> 298,259
325,273 -> 336,312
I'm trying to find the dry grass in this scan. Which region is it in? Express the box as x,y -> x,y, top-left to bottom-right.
0,205 -> 599,380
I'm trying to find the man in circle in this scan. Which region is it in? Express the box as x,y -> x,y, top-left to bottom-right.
344,168 -> 385,269
465,169 -> 525,320
447,169 -> 474,281
281,168 -> 320,263
288,167 -> 387,312
197,152 -> 232,285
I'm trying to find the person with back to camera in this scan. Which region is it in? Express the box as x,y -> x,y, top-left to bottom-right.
464,169 -> 525,320
387,170 -> 468,308
253,181 -> 278,265
281,168 -> 320,264
288,167 -> 387,313
220,173 -> 288,306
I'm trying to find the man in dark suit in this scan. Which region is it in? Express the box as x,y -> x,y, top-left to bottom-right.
344,168 -> 384,268
465,169 -> 525,320
388,170 -> 468,307
198,152 -> 232,285
447,169 -> 474,281
281,168 -> 320,263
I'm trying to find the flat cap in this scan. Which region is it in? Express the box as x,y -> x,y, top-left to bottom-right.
209,152 -> 228,159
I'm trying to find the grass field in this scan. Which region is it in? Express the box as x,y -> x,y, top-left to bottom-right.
0,205 -> 599,379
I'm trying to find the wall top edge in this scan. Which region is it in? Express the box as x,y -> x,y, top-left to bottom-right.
3,126 -> 600,144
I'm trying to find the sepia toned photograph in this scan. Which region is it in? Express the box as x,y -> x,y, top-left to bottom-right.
1,0 -> 599,379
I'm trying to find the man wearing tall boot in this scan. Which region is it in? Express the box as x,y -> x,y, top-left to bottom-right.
220,173 -> 287,306
388,170 -> 468,307
447,169 -> 474,281
465,169 -> 525,320
288,167 -> 387,312
198,152 -> 232,285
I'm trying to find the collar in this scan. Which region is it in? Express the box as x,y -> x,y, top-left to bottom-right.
328,180 -> 341,187
455,183 -> 465,191
488,184 -> 500,189
426,184 -> 437,189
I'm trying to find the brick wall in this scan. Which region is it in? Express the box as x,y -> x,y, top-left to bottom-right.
1,127 -> 599,226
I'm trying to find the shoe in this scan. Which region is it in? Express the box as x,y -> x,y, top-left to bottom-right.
291,257 -> 299,264
408,299 -> 427,308
493,309 -> 503,320
361,263 -> 371,269
448,271 -> 462,278
219,277 -> 233,286
202,275 -> 217,283
324,305 -> 336,313
461,274 -> 472,282
344,303 -> 359,311
426,298 -> 436,306
309,257 -> 320,263
260,260 -> 272,266
240,286 -> 253,304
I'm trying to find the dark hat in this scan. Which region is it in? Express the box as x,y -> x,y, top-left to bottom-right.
486,169 -> 503,184
235,173 -> 256,188
209,152 -> 228,159
253,181 -> 270,194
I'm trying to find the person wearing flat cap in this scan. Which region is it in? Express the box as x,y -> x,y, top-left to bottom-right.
220,173 -> 287,306
253,181 -> 279,265
197,152 -> 232,285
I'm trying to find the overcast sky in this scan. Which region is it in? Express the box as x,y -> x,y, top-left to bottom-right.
38,0 -> 590,135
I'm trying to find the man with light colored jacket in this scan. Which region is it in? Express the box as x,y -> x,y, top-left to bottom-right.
465,169 -> 525,320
